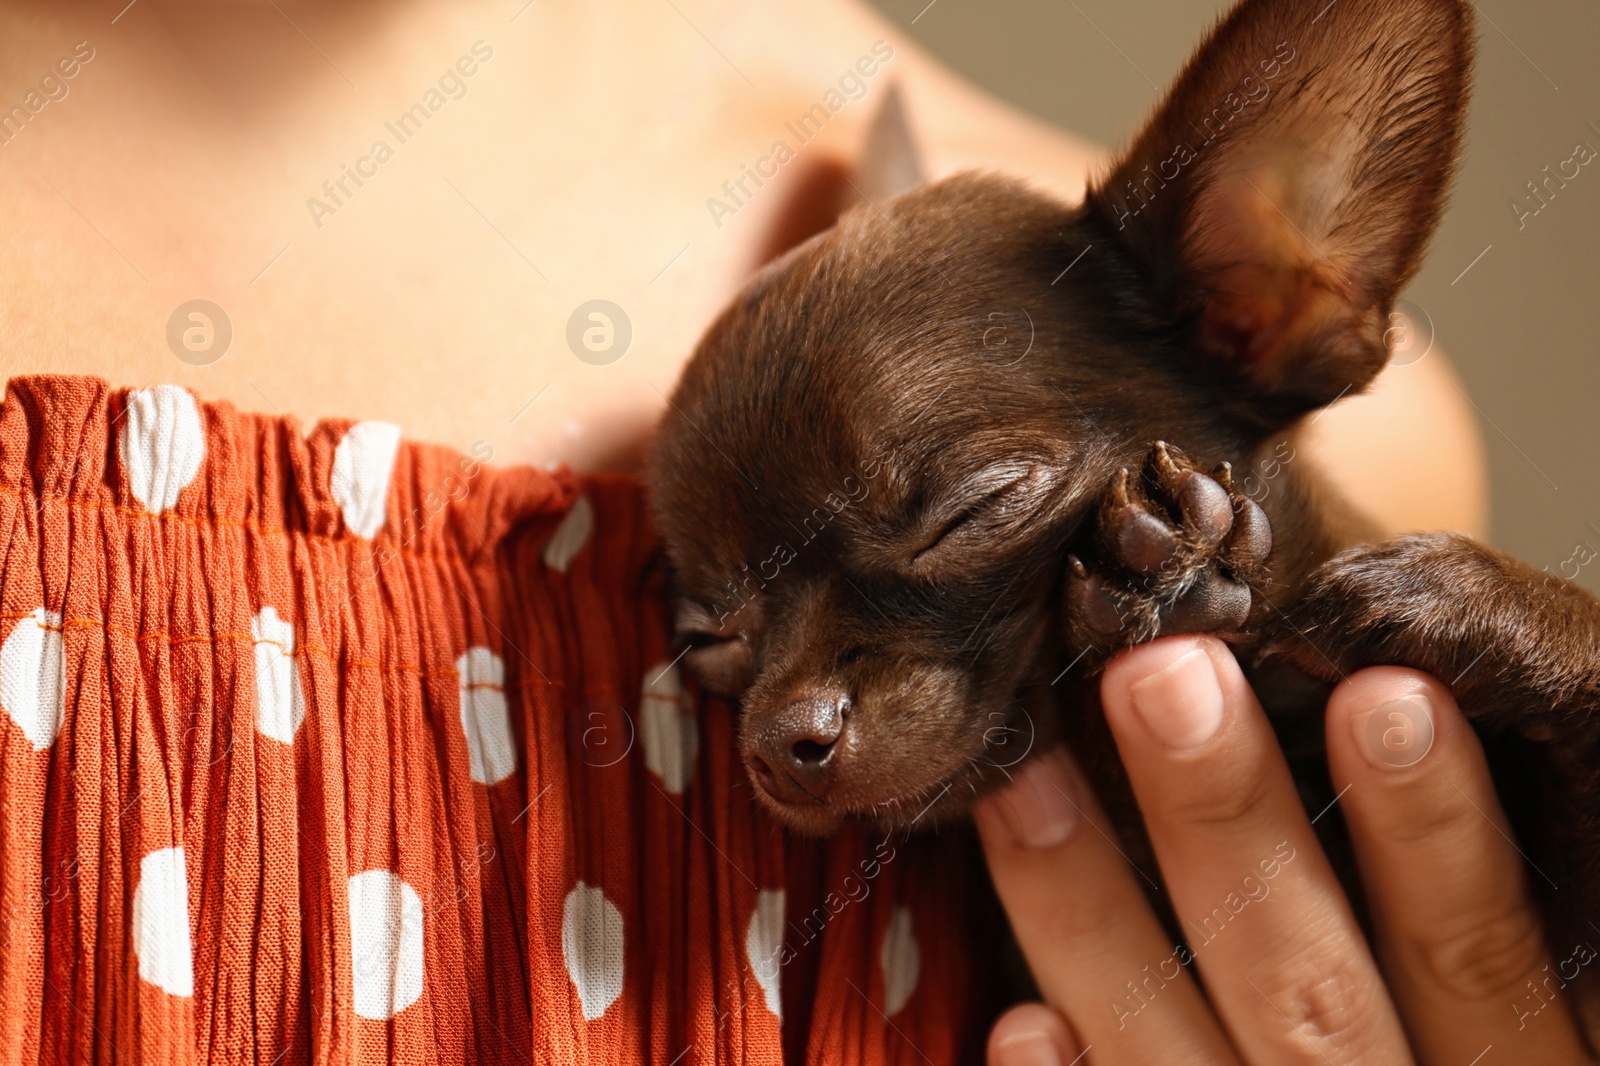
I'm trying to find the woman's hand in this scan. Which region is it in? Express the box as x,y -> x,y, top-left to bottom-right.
974,634 -> 1594,1065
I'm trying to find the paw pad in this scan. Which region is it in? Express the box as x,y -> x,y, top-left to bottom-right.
1067,441 -> 1272,651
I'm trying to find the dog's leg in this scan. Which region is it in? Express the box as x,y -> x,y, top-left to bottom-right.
1262,532 -> 1600,940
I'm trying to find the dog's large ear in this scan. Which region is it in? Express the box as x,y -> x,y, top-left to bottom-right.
749,82 -> 924,269
855,82 -> 925,203
1088,0 -> 1472,420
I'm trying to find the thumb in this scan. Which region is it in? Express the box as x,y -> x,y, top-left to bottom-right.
988,1003 -> 1082,1066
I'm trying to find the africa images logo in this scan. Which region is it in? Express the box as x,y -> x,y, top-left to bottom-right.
305,42 -> 495,229
0,40 -> 95,147
705,41 -> 895,229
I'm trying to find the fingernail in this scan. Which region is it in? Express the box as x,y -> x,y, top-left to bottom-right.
994,1030 -> 1061,1066
1355,694 -> 1434,770
976,748 -> 1081,850
1127,646 -> 1225,750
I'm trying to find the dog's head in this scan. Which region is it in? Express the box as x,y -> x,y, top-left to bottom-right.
648,0 -> 1471,833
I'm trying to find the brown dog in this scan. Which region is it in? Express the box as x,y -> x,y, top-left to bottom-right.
649,0 -> 1600,959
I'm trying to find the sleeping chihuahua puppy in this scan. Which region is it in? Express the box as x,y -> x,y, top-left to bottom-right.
649,0 -> 1600,950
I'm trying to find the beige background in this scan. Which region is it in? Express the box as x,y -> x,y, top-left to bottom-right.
870,0 -> 1600,592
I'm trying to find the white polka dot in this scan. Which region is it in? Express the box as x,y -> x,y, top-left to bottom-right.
744,889 -> 785,1021
347,870 -> 425,1020
0,607 -> 65,751
639,662 -> 698,793
133,846 -> 194,997
251,607 -> 305,744
457,647 -> 515,785
881,904 -> 920,1016
543,495 -> 593,572
119,385 -> 205,514
561,881 -> 624,1021
330,422 -> 401,539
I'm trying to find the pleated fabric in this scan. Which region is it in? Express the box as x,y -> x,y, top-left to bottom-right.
0,376 -> 996,1065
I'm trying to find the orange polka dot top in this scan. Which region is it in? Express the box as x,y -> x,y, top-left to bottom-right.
0,376 -> 1000,1065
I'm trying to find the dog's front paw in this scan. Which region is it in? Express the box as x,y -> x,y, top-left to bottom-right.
1065,441 -> 1272,654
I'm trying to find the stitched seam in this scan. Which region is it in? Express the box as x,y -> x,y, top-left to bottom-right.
0,483 -> 562,562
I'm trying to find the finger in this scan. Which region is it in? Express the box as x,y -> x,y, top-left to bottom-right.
1100,636 -> 1409,1065
988,1004 -> 1082,1066
975,747 -> 1239,1065
1326,667 -> 1593,1065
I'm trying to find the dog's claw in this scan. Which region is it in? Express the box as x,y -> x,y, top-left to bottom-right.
1110,467 -> 1132,509
1152,440 -> 1183,483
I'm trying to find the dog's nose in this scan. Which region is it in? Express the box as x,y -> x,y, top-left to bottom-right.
749,694 -> 849,803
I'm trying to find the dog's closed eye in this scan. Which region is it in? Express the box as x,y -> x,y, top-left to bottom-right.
911,503 -> 991,564
908,463 -> 1049,573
